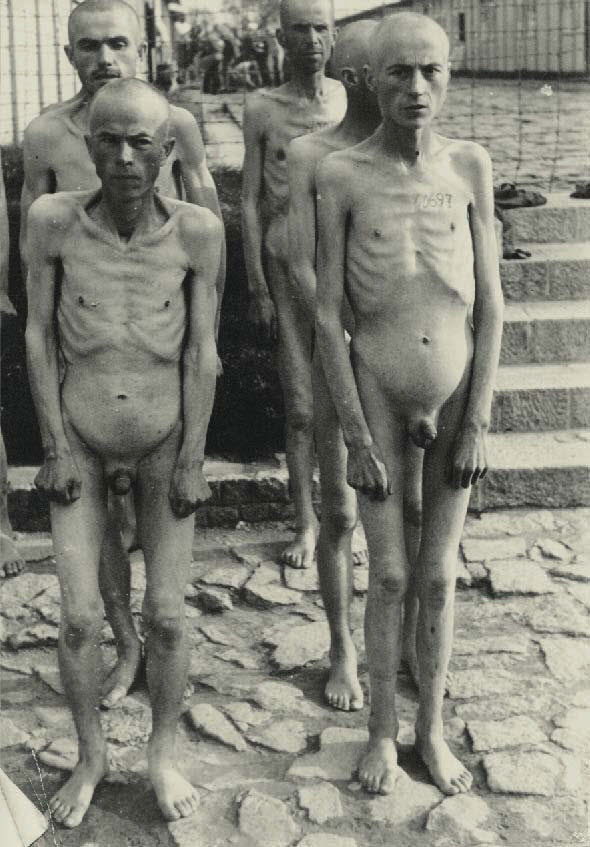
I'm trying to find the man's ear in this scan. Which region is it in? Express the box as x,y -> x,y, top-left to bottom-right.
136,39 -> 147,59
364,63 -> 375,92
340,66 -> 358,88
161,138 -> 175,162
64,44 -> 74,67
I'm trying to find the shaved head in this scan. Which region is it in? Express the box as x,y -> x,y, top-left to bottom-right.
68,0 -> 141,43
89,78 -> 170,135
279,0 -> 334,28
332,20 -> 377,79
371,12 -> 449,73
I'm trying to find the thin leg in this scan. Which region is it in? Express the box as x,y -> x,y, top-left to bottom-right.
401,443 -> 423,686
355,364 -> 409,795
135,427 -> 199,822
313,349 -> 362,712
269,255 -> 318,569
99,493 -> 142,708
415,374 -> 473,795
49,425 -> 108,828
0,431 -> 24,577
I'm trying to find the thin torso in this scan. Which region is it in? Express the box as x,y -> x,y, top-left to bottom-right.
259,80 -> 346,263
57,192 -> 190,463
344,138 -> 475,421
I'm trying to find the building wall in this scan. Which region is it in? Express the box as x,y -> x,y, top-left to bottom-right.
408,0 -> 588,73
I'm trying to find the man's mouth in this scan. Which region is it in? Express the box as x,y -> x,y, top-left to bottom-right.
94,72 -> 120,80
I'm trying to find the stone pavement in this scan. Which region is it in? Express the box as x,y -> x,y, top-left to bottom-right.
1,508 -> 589,847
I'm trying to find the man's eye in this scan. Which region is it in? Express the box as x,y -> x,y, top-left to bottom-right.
109,39 -> 128,50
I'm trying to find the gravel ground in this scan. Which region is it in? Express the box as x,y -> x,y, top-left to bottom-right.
2,508 -> 589,847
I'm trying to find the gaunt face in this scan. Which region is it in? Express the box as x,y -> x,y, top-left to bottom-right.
279,0 -> 334,74
88,97 -> 170,201
66,6 -> 143,97
369,25 -> 449,130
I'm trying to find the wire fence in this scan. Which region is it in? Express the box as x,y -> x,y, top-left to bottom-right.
1,0 -> 589,191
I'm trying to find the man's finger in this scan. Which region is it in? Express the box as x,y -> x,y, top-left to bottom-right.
68,479 -> 82,502
461,468 -> 473,489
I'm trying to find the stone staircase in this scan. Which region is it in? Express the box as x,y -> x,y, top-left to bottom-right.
482,192 -> 590,509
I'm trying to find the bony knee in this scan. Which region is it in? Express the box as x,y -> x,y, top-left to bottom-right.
323,505 -> 357,536
144,609 -> 185,648
62,610 -> 103,650
377,570 -> 408,601
421,574 -> 455,610
288,408 -> 314,435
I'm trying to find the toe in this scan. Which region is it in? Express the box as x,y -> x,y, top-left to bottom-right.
381,769 -> 398,794
64,807 -> 85,828
350,695 -> 364,711
175,799 -> 190,817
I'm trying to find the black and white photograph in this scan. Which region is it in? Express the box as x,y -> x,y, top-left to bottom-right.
1,1 -> 589,845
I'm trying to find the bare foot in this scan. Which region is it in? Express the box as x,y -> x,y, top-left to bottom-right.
149,755 -> 200,821
100,641 -> 143,709
49,753 -> 108,828
1,532 -> 25,577
358,737 -> 403,794
351,523 -> 368,566
281,525 -> 317,569
325,645 -> 363,711
415,731 -> 472,795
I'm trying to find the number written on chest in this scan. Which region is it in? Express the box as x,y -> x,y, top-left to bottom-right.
414,193 -> 452,209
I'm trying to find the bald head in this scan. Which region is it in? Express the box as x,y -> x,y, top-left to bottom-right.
371,12 -> 449,73
332,20 -> 377,80
89,78 -> 170,136
68,0 -> 141,43
279,0 -> 334,29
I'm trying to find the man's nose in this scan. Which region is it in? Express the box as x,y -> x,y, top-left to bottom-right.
97,42 -> 114,66
304,25 -> 320,46
117,140 -> 134,165
409,68 -> 427,95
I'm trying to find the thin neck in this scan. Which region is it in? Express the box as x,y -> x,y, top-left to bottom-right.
99,190 -> 156,239
288,67 -> 327,99
380,119 -> 434,165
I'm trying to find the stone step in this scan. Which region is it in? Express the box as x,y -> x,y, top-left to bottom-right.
492,362 -> 590,432
474,429 -> 590,510
500,241 -> 590,301
501,300 -> 590,365
503,192 -> 590,243
7,430 -> 590,530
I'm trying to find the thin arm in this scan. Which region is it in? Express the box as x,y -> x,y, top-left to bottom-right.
172,106 -> 226,338
177,212 -> 222,466
240,96 -> 268,302
464,147 -> 504,431
315,160 -> 373,450
25,199 -> 70,458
